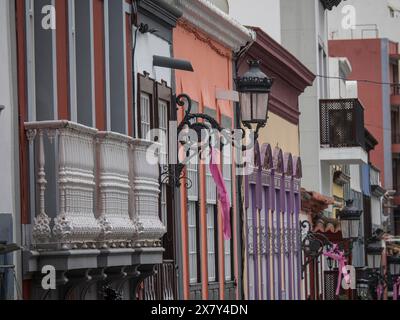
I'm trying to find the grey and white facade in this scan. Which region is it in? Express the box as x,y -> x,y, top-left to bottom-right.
0,0 -> 21,300
10,0 -> 182,300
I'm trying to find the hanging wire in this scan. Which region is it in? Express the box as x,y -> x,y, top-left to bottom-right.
316,74 -> 398,86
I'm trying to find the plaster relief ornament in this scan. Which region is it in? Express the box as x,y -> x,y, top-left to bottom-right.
97,215 -> 113,248
32,213 -> 51,244
53,214 -> 73,249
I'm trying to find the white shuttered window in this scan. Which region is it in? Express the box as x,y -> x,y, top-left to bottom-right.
140,93 -> 151,140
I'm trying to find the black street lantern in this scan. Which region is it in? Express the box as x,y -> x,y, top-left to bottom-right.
388,255 -> 400,277
366,244 -> 383,270
236,60 -> 274,139
337,200 -> 362,240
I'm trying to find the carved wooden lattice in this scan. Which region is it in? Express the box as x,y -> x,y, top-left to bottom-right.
320,99 -> 365,149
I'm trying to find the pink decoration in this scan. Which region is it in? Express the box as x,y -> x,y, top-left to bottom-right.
209,147 -> 231,240
393,277 -> 400,301
376,283 -> 384,300
323,244 -> 350,296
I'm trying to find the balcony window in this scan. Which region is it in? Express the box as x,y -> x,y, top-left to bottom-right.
138,73 -> 157,140
140,93 -> 151,140
156,81 -> 172,233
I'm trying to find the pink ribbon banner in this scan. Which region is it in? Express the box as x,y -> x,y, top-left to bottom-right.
323,244 -> 351,296
209,147 -> 231,240
393,277 -> 400,301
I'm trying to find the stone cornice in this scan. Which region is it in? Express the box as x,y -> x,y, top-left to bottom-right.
249,27 -> 315,92
240,27 -> 315,125
170,0 -> 255,52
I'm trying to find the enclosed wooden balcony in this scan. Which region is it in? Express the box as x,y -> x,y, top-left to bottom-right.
23,121 -> 166,288
319,99 -> 368,165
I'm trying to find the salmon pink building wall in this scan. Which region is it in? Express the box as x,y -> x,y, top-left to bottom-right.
173,21 -> 238,301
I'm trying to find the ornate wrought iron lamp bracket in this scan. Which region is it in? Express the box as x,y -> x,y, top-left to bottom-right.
161,94 -> 230,189
300,220 -> 335,278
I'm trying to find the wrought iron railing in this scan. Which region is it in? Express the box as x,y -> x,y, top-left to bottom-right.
320,99 -> 365,149
139,260 -> 176,300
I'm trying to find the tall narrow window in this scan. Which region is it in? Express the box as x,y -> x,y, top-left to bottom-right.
207,205 -> 216,282
222,116 -> 233,282
157,81 -> 171,231
107,0 -> 126,134
205,110 -> 218,283
75,0 -> 95,126
34,0 -> 57,121
140,93 -> 151,139
138,73 -> 155,140
188,201 -> 198,284
187,101 -> 200,284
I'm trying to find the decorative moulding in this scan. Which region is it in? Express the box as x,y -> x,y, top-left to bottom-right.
171,0 -> 255,52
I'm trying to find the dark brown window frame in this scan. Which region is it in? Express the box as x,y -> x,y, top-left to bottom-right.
137,72 -> 156,139
155,79 -> 175,261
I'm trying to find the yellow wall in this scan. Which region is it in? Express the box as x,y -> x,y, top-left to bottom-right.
257,111 -> 300,156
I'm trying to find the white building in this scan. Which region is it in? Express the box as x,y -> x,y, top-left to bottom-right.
0,0 -> 21,300
328,0 -> 400,43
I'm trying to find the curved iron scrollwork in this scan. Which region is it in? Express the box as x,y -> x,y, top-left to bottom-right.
161,94 -> 232,189
160,163 -> 192,190
300,220 -> 333,277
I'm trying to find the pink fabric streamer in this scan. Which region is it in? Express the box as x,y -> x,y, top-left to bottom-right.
393,277 -> 400,301
209,147 -> 231,240
376,283 -> 384,300
323,244 -> 350,296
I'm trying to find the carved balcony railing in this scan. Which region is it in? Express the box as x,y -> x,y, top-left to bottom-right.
138,260 -> 176,300
320,99 -> 366,149
25,121 -> 166,251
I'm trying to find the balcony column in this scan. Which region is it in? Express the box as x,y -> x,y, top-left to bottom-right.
130,139 -> 166,247
27,128 -> 52,244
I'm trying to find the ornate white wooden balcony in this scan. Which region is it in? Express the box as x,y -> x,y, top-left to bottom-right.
24,121 -> 166,252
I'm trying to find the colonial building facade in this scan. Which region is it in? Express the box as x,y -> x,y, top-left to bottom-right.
15,0 -> 182,300
237,27 -> 315,300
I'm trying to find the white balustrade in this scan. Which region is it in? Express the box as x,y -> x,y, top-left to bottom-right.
131,139 -> 166,247
97,131 -> 136,248
25,121 -> 165,250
